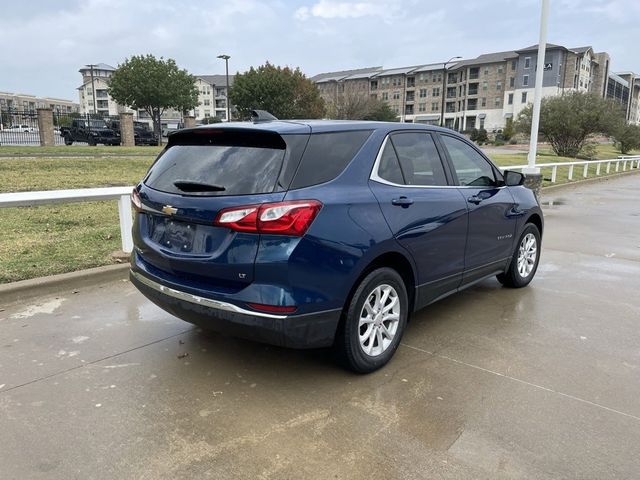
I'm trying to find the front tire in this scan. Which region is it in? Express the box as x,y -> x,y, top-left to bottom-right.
335,268 -> 408,373
64,135 -> 73,146
498,223 -> 541,288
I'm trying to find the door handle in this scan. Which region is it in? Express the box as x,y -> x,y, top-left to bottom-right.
467,195 -> 483,205
392,196 -> 414,207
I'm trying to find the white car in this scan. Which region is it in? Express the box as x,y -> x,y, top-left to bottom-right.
5,124 -> 36,133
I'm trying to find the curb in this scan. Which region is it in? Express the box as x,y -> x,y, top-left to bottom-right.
540,167 -> 640,195
0,263 -> 130,307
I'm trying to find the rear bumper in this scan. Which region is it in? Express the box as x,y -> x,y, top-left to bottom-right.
130,270 -> 341,349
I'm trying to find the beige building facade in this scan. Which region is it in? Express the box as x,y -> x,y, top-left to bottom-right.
313,43 -> 634,130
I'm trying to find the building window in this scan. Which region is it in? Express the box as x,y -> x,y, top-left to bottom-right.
480,117 -> 485,129
508,93 -> 514,105
484,67 -> 489,76
494,97 -> 500,107
482,81 -> 488,91
496,81 -> 502,90
524,57 -> 531,69
509,77 -> 515,88
407,76 -> 415,87
393,91 -> 400,100
382,92 -> 389,101
481,97 -> 486,107
432,87 -> 440,97
431,102 -> 439,111
370,80 -> 378,90
523,75 -> 529,86
418,102 -> 426,112
511,60 -> 517,71
204,99 -> 210,106
521,92 -> 528,103
419,88 -> 427,98
497,65 -> 504,73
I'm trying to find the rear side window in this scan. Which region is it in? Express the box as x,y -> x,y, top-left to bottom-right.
144,131 -> 287,196
389,132 -> 448,186
289,130 -> 372,189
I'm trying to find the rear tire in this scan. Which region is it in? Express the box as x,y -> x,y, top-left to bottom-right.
64,135 -> 73,146
498,223 -> 541,288
334,268 -> 408,373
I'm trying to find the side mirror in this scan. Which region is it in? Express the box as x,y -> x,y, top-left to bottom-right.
504,170 -> 525,186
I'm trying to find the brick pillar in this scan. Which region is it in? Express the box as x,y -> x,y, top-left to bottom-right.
37,108 -> 54,146
119,112 -> 135,147
184,116 -> 196,129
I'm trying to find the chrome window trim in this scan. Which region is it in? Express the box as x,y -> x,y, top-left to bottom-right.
369,133 -> 505,190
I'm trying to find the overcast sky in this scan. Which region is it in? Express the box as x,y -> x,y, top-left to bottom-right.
1,0 -> 638,100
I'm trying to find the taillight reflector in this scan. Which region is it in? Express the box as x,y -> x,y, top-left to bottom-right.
246,303 -> 297,314
214,200 -> 322,236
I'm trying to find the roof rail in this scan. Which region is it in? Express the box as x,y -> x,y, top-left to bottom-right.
251,110 -> 278,123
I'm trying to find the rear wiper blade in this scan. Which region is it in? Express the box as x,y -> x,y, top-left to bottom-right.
173,180 -> 226,192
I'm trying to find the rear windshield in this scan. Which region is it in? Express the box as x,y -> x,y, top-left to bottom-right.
144,133 -> 287,196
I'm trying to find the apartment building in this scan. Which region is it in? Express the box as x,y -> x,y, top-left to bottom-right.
0,91 -> 78,113
607,72 -> 640,124
193,75 -> 235,121
312,43 -> 633,130
77,63 -> 124,116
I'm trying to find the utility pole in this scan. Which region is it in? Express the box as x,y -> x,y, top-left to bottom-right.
525,0 -> 549,174
217,54 -> 231,122
440,56 -> 461,127
87,64 -> 97,115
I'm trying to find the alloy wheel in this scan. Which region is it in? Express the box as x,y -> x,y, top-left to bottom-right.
358,284 -> 400,357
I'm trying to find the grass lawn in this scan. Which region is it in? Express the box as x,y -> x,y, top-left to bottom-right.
0,143 -> 638,284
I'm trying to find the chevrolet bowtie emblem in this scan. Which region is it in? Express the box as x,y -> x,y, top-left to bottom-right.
162,205 -> 178,215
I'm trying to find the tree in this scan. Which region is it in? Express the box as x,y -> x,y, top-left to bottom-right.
325,91 -> 398,122
515,92 -> 623,157
502,117 -> 515,141
611,122 -> 640,154
201,116 -> 222,124
229,62 -> 325,120
108,55 -> 199,144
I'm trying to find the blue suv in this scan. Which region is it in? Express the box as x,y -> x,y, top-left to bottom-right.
130,119 -> 543,372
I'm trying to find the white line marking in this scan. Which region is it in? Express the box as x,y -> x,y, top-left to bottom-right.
401,343 -> 640,422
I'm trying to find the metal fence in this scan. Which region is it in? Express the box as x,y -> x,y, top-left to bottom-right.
0,110 -> 40,145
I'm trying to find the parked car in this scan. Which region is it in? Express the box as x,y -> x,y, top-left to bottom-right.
60,118 -> 120,146
5,124 -> 35,133
129,119 -> 543,372
106,119 -> 159,146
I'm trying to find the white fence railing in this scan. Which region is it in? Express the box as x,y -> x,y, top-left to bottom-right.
0,156 -> 638,257
502,156 -> 640,182
0,187 -> 134,253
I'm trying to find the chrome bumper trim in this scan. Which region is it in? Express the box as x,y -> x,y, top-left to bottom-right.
130,270 -> 289,320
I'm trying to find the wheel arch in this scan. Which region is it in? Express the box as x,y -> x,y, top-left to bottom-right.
525,212 -> 543,236
343,250 -> 417,318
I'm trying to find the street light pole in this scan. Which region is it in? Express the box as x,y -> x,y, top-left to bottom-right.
440,56 -> 462,127
87,64 -> 97,115
525,0 -> 549,174
217,54 -> 231,122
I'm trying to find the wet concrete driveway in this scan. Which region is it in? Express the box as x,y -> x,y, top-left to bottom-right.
1,173 -> 639,479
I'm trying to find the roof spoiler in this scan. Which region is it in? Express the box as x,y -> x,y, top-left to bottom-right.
251,110 -> 278,123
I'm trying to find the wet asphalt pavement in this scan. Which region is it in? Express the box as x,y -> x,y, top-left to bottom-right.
1,173 -> 639,479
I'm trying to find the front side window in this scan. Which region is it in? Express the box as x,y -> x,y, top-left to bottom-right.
377,133 -> 448,186
441,135 -> 497,187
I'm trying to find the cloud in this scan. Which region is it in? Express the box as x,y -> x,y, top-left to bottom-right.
295,1 -> 391,20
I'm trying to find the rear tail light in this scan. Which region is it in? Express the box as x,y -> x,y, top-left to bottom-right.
131,188 -> 143,212
214,200 -> 322,236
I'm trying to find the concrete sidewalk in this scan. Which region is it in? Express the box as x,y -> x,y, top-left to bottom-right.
1,175 -> 639,479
